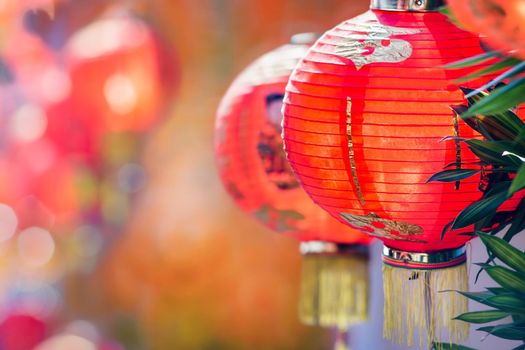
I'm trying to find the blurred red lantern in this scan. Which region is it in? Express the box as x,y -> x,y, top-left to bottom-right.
215,34 -> 371,337
282,0 -> 524,346
0,314 -> 48,350
447,0 -> 525,59
57,13 -> 178,133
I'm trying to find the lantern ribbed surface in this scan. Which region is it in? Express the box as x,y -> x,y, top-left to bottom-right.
215,41 -> 371,246
215,39 -> 372,334
282,10 -> 523,254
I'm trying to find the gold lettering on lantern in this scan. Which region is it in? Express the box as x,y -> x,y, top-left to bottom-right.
346,97 -> 366,206
452,111 -> 462,190
340,212 -> 426,242
334,24 -> 420,70
254,204 -> 305,233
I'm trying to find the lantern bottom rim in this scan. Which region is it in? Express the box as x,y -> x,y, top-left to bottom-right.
300,241 -> 369,257
382,245 -> 466,270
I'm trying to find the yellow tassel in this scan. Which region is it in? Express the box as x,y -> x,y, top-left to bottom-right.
383,263 -> 469,347
299,253 -> 368,330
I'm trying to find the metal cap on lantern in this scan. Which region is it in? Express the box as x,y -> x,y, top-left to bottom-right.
282,0 -> 525,347
371,0 -> 444,11
214,34 -> 373,347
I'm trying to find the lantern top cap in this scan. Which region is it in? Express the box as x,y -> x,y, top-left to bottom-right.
371,0 -> 444,12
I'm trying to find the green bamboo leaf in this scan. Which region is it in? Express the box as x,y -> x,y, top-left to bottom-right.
444,52 -> 500,69
463,77 -> 525,117
512,313 -> 525,324
455,310 -> 509,323
509,164 -> 525,196
452,192 -> 509,229
440,220 -> 453,240
478,324 -> 525,340
466,61 -> 525,98
487,287 -> 509,294
460,87 -> 525,133
455,57 -> 522,83
504,198 -> 525,241
457,291 -> 496,305
486,294 -> 525,312
478,232 -> 525,274
485,266 -> 525,294
432,343 -> 476,350
427,169 -> 480,183
457,90 -> 525,147
460,86 -> 486,107
504,151 -> 525,162
474,262 -> 493,269
466,140 -> 523,166
440,135 -> 467,142
476,115 -> 525,144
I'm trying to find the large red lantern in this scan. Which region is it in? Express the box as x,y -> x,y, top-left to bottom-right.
282,0 -> 524,347
214,34 -> 372,341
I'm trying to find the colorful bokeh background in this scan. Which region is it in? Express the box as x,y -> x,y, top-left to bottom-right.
0,1 -> 523,349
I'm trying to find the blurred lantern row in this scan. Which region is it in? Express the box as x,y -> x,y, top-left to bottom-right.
214,0 -> 525,349
0,0 -> 178,348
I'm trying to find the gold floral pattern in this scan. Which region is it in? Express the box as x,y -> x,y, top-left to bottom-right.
340,212 -> 426,242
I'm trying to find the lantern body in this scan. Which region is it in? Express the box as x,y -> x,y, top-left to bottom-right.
215,42 -> 370,246
282,9 -> 523,253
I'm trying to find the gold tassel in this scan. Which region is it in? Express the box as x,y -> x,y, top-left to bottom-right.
299,252 -> 368,330
383,263 -> 469,348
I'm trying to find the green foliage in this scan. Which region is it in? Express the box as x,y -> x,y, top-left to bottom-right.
426,169 -> 480,183
430,13 -> 525,347
445,46 -> 525,116
454,310 -> 510,324
428,90 -> 525,234
437,237 -> 525,348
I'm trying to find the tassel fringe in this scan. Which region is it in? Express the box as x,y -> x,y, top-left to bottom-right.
383,263 -> 469,347
299,253 -> 368,329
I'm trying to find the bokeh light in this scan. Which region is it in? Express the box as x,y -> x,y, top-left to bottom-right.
17,227 -> 55,267
35,334 -> 97,350
0,204 -> 17,242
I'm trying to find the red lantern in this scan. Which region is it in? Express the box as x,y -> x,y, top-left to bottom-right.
215,34 -> 372,337
282,0 -> 525,347
57,13 -> 178,133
